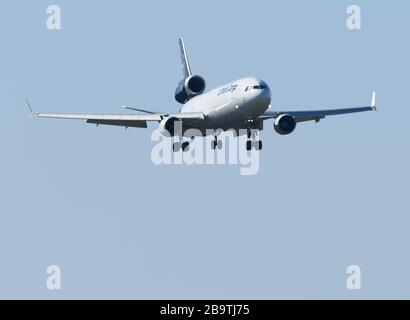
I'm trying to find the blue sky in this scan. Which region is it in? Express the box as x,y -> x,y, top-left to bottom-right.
0,0 -> 409,299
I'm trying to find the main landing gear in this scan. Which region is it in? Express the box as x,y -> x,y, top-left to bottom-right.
211,135 -> 223,150
170,122 -> 263,152
173,140 -> 190,152
173,134 -> 195,152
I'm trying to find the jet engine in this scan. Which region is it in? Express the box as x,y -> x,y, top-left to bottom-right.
175,75 -> 206,104
159,117 -> 182,137
274,114 -> 297,135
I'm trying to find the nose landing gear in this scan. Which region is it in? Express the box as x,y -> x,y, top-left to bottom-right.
246,140 -> 262,151
246,119 -> 262,151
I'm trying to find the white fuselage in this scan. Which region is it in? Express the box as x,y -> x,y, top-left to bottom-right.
180,77 -> 271,131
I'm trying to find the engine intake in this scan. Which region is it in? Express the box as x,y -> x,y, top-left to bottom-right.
159,117 -> 181,137
274,114 -> 296,135
175,75 -> 206,104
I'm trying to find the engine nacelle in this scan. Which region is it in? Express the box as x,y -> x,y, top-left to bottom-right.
274,114 -> 297,135
159,117 -> 182,137
175,75 -> 206,104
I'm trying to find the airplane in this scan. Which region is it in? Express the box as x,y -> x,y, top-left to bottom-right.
26,38 -> 376,152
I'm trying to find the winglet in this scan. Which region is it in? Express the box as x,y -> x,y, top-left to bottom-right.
371,91 -> 377,111
25,98 -> 37,117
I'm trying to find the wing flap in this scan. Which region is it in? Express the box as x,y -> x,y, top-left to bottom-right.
86,119 -> 147,128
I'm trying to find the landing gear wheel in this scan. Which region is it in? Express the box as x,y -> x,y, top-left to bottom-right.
211,140 -> 217,150
254,140 -> 262,151
212,138 -> 223,150
246,140 -> 252,151
217,140 -> 223,150
246,140 -> 262,151
182,141 -> 190,152
173,142 -> 181,152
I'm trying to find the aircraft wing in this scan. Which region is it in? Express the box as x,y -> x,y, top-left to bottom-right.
260,92 -> 377,123
34,112 -> 162,128
27,101 -> 205,129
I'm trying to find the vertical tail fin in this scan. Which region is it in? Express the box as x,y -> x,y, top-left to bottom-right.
179,38 -> 192,78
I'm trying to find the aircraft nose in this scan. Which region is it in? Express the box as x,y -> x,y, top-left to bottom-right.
259,93 -> 271,106
260,80 -> 270,91
258,82 -> 271,106
259,81 -> 271,98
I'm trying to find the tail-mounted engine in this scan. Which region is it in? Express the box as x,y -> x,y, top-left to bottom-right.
175,75 -> 206,104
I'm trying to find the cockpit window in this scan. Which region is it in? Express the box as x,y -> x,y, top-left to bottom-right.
254,85 -> 267,90
245,85 -> 267,91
